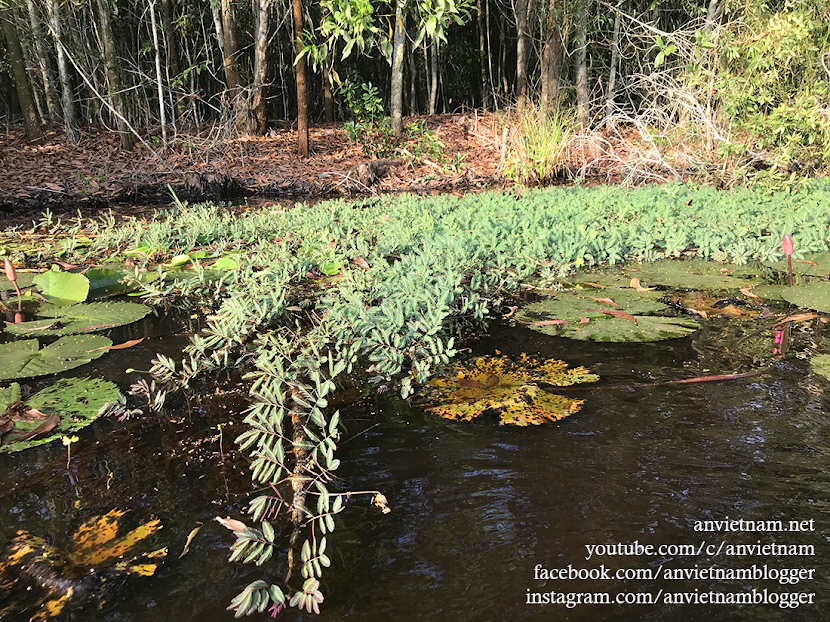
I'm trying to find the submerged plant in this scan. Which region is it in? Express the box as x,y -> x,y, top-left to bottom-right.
417,354 -> 598,426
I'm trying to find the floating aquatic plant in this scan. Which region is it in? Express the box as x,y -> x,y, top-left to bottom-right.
0,335 -> 112,380
0,378 -> 119,452
516,288 -> 699,342
417,354 -> 598,426
578,259 -> 763,291
5,301 -> 151,336
32,268 -> 90,304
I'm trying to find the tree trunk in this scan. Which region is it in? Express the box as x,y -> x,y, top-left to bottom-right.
390,0 -> 406,136
541,0 -> 564,113
429,39 -> 438,115
26,0 -> 60,124
515,0 -> 530,108
148,0 -> 168,149
47,0 -> 78,143
409,38 -> 417,114
705,0 -> 722,33
3,10 -> 44,143
476,0 -> 489,111
159,0 -> 185,121
252,0 -> 270,133
575,0 -> 589,127
95,0 -> 133,150
292,0 -> 308,155
220,0 -> 247,129
604,7 -> 620,124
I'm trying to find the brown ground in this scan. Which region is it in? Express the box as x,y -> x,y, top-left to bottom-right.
0,113 -> 506,229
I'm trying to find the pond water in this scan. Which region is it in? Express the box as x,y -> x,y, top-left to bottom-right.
1,316 -> 829,622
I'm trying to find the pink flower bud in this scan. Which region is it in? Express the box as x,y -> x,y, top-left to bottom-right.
4,257 -> 16,282
782,235 -> 794,256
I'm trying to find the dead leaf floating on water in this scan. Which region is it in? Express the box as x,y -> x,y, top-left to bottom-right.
416,354 -> 598,426
630,278 -> 655,292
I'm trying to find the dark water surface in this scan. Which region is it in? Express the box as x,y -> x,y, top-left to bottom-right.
1,319 -> 829,622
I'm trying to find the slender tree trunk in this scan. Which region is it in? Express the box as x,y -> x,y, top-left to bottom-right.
485,0 -> 495,107
252,0 -> 270,133
292,0 -> 308,155
476,0 -> 489,111
605,7 -> 620,124
47,0 -> 78,143
575,0 -> 589,127
515,0 -> 530,108
95,0 -> 133,150
159,0 -> 185,121
3,10 -> 44,143
409,38 -> 417,114
390,0 -> 406,136
26,0 -> 60,124
429,39 -> 438,115
148,0 -> 168,149
218,0 -> 247,129
705,0 -> 722,32
499,19 -> 507,95
541,0 -> 564,113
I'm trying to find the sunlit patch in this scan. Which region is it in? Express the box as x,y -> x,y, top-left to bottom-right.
0,511 -> 166,619
416,354 -> 598,426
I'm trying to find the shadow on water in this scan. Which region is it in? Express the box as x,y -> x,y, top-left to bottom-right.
2,316 -> 830,621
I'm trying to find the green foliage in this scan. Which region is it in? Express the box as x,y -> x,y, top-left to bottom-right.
21,180 -> 830,615
5,301 -> 151,336
505,107 -> 573,185
1,378 -> 119,453
0,335 -> 112,380
341,76 -> 384,122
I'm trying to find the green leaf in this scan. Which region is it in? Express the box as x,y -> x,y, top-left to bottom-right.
5,301 -> 151,336
0,335 -> 112,380
811,354 -> 830,380
557,315 -> 700,342
0,382 -> 22,409
85,267 -> 139,298
764,252 -> 830,277
33,269 -> 89,304
780,281 -> 830,312
1,377 -> 118,452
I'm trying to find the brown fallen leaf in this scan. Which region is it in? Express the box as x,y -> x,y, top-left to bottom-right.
501,305 -> 518,319
214,516 -> 247,532
796,260 -> 819,266
629,278 -> 655,292
740,287 -> 760,299
584,308 -> 637,323
179,525 -> 202,559
4,413 -> 60,444
587,296 -> 621,308
88,338 -> 144,352
518,319 -> 568,325
579,317 -> 590,324
581,282 -> 607,289
352,257 -> 370,270
685,307 -> 708,319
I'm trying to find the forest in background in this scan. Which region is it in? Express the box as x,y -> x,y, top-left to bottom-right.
0,0 -> 829,190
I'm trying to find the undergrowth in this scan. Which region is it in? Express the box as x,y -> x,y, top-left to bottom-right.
13,181 -> 830,616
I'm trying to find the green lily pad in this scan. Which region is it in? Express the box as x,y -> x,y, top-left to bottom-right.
749,284 -> 788,301
0,382 -> 21,407
1,377 -> 118,453
0,271 -> 37,291
0,335 -> 112,380
557,315 -> 700,342
517,287 -> 698,342
85,268 -> 140,298
764,252 -> 830,277
5,301 -> 152,336
810,354 -> 830,380
780,281 -> 830,312
580,260 -> 762,290
33,269 -> 89,304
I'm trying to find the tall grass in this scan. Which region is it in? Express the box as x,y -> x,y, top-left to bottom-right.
504,105 -> 574,185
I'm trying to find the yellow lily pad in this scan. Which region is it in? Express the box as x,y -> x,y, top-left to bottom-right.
417,354 -> 598,426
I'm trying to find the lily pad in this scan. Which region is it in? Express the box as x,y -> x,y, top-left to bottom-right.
780,281 -> 830,313
764,252 -> 830,277
5,301 -> 151,336
580,260 -> 762,290
0,335 -> 112,380
556,315 -> 700,342
810,354 -> 830,380
85,267 -> 140,298
417,354 -> 598,426
1,377 -> 119,452
33,269 -> 89,304
0,270 -> 36,290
